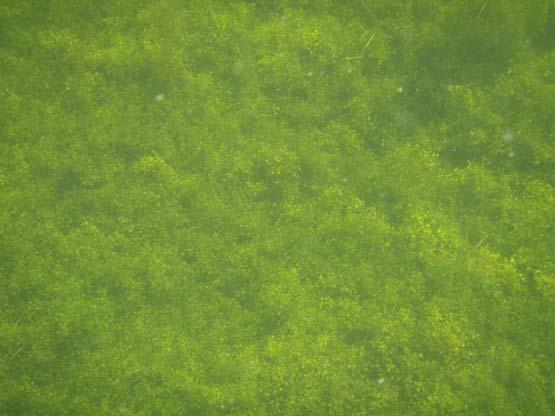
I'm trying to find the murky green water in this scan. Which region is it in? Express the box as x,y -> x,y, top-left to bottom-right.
1,1 -> 554,414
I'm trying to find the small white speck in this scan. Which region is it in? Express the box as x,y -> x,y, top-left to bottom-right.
397,86 -> 403,93
307,71 -> 313,77
155,93 -> 165,102
502,130 -> 515,143
378,377 -> 385,384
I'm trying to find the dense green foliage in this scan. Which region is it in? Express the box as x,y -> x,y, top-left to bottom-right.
1,0 -> 554,414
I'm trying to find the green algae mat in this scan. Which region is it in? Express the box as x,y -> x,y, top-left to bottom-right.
1,1 -> 554,414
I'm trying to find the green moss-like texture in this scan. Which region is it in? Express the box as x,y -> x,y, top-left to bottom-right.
1,1 -> 554,414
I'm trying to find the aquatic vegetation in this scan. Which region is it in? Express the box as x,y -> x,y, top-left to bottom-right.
1,0 -> 554,414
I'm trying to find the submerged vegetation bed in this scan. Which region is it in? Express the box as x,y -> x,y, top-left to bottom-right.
1,0 -> 554,414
